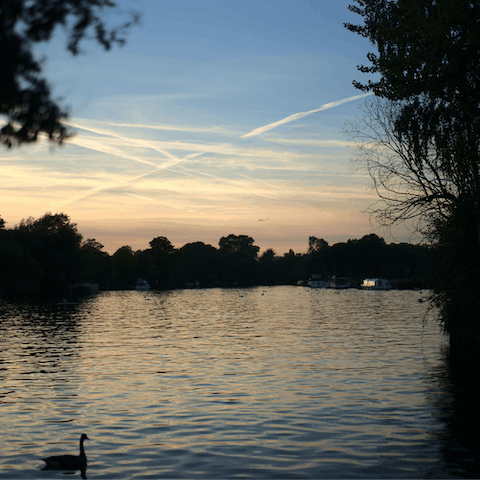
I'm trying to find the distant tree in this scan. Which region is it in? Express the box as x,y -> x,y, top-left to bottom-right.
1,0 -> 140,147
149,236 -> 174,255
0,216 -> 5,229
80,238 -> 110,285
111,245 -> 137,289
219,234 -> 260,258
218,234 -> 260,285
308,236 -> 329,255
258,248 -> 277,285
277,249 -> 307,284
14,212 -> 83,295
175,242 -> 219,287
142,236 -> 175,289
260,248 -> 276,262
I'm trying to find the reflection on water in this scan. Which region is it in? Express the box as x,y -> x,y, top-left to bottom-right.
0,287 -> 477,478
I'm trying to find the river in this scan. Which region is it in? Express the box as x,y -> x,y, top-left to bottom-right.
0,286 -> 478,478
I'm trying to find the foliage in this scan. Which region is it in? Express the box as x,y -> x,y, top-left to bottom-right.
0,0 -> 139,147
345,0 -> 480,103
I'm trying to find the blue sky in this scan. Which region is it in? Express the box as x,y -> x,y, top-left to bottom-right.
1,0 -> 407,254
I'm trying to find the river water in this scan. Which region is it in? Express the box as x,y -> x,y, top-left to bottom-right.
0,286 -> 478,478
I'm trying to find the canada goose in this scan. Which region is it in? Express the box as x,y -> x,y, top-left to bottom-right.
42,434 -> 89,470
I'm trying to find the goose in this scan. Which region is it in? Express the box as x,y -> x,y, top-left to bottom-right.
42,434 -> 89,470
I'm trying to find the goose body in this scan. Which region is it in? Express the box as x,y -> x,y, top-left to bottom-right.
42,434 -> 89,470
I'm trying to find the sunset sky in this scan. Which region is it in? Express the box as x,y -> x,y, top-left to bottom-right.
0,0 -> 410,255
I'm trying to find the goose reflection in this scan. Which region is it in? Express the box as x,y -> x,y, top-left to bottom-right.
42,434 -> 89,478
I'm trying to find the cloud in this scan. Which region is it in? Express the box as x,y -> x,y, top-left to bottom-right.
67,120 -> 197,165
59,166 -> 167,207
261,137 -> 351,148
123,192 -> 158,202
91,119 -> 236,136
124,192 -> 189,210
241,92 -> 373,139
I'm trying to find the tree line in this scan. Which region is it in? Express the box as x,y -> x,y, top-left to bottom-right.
0,212 -> 432,299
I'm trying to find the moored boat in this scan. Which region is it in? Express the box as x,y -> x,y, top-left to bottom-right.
361,278 -> 392,290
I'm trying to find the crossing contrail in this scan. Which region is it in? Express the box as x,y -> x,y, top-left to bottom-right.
241,92 -> 372,139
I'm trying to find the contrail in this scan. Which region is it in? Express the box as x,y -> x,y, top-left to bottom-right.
124,192 -> 158,202
60,167 -> 166,207
123,192 -> 186,210
241,92 -> 373,139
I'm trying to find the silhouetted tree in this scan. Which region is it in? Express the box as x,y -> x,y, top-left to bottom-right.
111,245 -> 137,289
14,212 -> 83,295
80,238 -> 110,287
346,0 -> 480,332
0,228 -> 42,296
175,242 -> 220,287
308,236 -> 329,255
1,0 -> 140,147
258,248 -> 278,285
142,236 -> 175,289
218,234 -> 260,285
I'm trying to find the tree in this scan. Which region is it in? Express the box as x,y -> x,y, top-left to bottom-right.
345,0 -> 480,248
1,0 -> 139,147
345,0 -> 480,332
149,236 -> 174,255
344,98 -> 458,233
111,245 -> 137,288
175,242 -> 220,287
14,212 -> 83,295
218,234 -> 260,285
143,236 -> 175,289
80,238 -> 110,285
218,234 -> 260,258
308,236 -> 329,255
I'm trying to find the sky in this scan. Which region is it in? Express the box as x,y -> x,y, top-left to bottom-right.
0,0 -> 412,255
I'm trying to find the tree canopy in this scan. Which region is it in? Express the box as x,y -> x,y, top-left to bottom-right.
0,0 -> 139,147
345,0 -> 480,103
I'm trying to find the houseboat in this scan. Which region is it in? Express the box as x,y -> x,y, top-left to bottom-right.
361,278 -> 392,290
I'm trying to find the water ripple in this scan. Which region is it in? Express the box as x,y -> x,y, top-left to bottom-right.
0,287 -> 465,478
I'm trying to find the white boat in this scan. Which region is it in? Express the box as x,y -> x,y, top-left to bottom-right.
135,278 -> 151,291
361,278 -> 392,290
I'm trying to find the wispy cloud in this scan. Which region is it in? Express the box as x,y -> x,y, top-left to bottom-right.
241,93 -> 372,139
262,137 -> 351,148
124,192 -> 158,202
89,119 -> 236,136
124,192 -> 189,210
